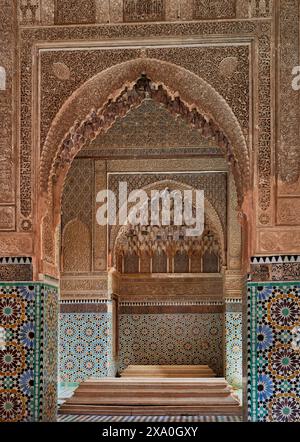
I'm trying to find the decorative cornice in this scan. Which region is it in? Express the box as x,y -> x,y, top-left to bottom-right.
0,257 -> 32,265
119,300 -> 224,307
60,298 -> 110,304
251,255 -> 300,264
224,298 -> 242,304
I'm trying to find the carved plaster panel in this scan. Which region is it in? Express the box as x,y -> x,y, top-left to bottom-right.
123,0 -> 165,22
278,0 -> 300,186
19,0 -> 41,25
17,1 -> 274,27
277,198 -> 300,226
0,206 -> 15,231
224,270 -> 244,298
106,158 -> 228,172
94,160 -> 107,271
0,1 -> 15,207
54,0 -> 96,25
228,173 -> 242,269
258,229 -> 300,254
108,172 -> 227,231
60,274 -> 109,299
0,234 -> 33,256
61,158 -> 93,229
86,98 -> 217,150
193,0 -> 236,20
278,178 -> 300,197
62,219 -> 91,272
19,21 -> 269,239
39,45 -> 249,154
119,274 -> 223,301
0,257 -> 33,281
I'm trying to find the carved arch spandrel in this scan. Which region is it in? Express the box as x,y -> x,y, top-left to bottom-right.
40,58 -> 250,207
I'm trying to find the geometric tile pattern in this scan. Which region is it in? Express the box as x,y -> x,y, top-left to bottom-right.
59,312 -> 113,383
119,313 -> 224,376
0,283 -> 58,422
57,414 -> 243,422
247,282 -> 300,422
224,309 -> 243,389
41,285 -> 59,422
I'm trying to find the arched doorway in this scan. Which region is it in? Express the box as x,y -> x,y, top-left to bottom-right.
38,58 -> 252,418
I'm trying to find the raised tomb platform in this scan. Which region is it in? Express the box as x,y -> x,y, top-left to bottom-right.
120,365 -> 217,378
59,365 -> 241,416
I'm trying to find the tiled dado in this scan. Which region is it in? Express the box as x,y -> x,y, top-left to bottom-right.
119,301 -> 225,376
59,300 -> 116,384
0,282 -> 58,422
247,282 -> 300,422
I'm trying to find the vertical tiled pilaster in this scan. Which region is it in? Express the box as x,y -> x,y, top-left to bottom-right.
247,256 -> 300,422
224,300 -> 243,389
0,282 -> 58,422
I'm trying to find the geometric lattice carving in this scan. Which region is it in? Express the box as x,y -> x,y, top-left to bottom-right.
109,173 -> 227,233
193,0 -> 236,19
251,0 -> 272,17
87,98 -> 215,150
61,159 -> 92,229
123,0 -> 165,22
19,0 -> 40,25
49,75 -> 247,203
54,0 -> 96,25
0,67 -> 6,91
278,0 -> 300,184
0,2 -> 14,207
62,219 -> 91,272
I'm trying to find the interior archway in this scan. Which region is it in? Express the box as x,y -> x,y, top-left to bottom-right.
38,59 -> 251,277
39,57 -> 249,418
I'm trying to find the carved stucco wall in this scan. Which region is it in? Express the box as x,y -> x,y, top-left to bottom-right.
0,0 -> 296,262
0,1 -> 17,237
59,95 -> 241,298
108,174 -> 229,275
0,0 -> 299,424
15,17 -> 274,266
62,220 -> 91,273
17,1 -> 273,26
86,98 -> 217,151
60,153 -> 242,300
